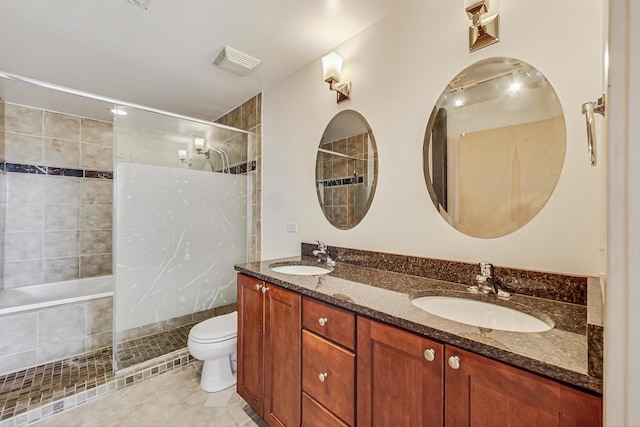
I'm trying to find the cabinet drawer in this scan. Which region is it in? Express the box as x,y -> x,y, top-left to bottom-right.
303,297 -> 355,350
302,392 -> 349,427
302,330 -> 355,426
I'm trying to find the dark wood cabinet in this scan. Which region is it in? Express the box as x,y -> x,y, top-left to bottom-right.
444,346 -> 602,427
357,316 -> 602,427
357,316 -> 445,427
237,274 -> 301,427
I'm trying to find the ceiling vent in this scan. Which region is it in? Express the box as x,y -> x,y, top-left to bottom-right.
213,46 -> 261,77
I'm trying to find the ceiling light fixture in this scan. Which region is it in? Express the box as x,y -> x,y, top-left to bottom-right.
321,52 -> 351,103
110,107 -> 128,116
213,46 -> 261,77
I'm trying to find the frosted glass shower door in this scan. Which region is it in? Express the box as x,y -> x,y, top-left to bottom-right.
115,162 -> 247,335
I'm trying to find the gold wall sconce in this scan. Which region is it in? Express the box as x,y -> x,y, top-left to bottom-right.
322,52 -> 351,103
465,0 -> 500,52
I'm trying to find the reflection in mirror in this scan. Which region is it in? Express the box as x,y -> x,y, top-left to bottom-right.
316,110 -> 378,230
423,57 -> 565,238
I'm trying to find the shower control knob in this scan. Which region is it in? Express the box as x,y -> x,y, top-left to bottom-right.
423,348 -> 436,362
448,355 -> 461,370
319,372 -> 328,382
255,284 -> 261,290
261,286 -> 269,294
318,317 -> 328,326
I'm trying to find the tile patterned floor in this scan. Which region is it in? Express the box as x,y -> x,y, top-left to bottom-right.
30,364 -> 264,427
0,324 -> 196,423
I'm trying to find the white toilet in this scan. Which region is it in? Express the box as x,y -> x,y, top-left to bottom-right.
187,311 -> 238,392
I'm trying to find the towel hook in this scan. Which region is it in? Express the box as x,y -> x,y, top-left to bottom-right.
581,94 -> 606,167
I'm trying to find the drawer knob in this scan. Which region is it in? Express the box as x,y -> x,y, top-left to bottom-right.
318,317 -> 328,326
261,286 -> 269,293
423,348 -> 436,362
319,372 -> 328,382
448,355 -> 461,370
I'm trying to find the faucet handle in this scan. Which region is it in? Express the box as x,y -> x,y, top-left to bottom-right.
479,261 -> 494,278
316,240 -> 327,251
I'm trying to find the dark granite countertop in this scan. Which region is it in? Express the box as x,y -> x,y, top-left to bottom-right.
235,256 -> 602,394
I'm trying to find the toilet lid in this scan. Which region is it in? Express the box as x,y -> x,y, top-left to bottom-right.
189,311 -> 237,343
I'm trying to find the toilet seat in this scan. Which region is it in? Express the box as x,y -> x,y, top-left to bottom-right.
189,311 -> 237,344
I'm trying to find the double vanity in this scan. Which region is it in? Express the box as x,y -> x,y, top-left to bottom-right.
234,247 -> 603,427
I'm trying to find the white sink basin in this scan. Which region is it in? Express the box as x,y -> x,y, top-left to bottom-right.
411,296 -> 552,333
269,264 -> 332,276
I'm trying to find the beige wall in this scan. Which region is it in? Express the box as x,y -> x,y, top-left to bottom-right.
261,1 -> 604,276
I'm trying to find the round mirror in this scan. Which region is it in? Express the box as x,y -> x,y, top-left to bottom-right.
423,57 -> 565,238
316,110 -> 378,230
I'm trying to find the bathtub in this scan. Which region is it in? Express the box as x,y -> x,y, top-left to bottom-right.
0,276 -> 113,316
0,275 -> 114,375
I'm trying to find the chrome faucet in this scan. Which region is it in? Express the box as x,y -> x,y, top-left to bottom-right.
468,261 -> 511,299
312,240 -> 336,266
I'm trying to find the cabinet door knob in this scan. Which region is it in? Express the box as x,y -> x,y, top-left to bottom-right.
318,317 -> 328,326
423,348 -> 436,362
261,286 -> 269,293
448,355 -> 461,370
255,284 -> 261,290
318,372 -> 328,382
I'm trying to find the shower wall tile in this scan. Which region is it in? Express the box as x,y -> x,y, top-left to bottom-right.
80,205 -> 112,230
86,331 -> 112,351
5,104 -> 43,136
5,204 -> 44,232
0,312 -> 38,354
80,230 -> 112,255
43,138 -> 80,168
0,351 -> 37,376
5,232 -> 43,261
45,206 -> 79,231
80,179 -> 113,204
45,177 -> 80,205
81,118 -> 113,146
4,260 -> 44,287
7,173 -> 45,204
81,143 -> 113,171
4,133 -> 43,164
241,96 -> 258,130
39,305 -> 86,346
43,111 -> 80,141
86,298 -> 113,335
80,254 -> 112,278
44,231 -> 79,258
43,257 -> 79,282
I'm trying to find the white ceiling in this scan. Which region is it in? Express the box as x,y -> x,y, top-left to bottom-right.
0,0 -> 398,122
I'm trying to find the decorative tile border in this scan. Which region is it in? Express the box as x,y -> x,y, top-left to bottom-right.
213,159 -> 256,175
301,242 -> 589,305
318,175 -> 364,187
1,162 -> 112,179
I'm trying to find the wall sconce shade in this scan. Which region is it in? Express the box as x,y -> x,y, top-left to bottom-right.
178,149 -> 192,166
322,52 -> 351,103
465,1 -> 500,52
194,137 -> 209,158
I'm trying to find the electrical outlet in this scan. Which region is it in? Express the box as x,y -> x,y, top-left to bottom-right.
286,222 -> 298,233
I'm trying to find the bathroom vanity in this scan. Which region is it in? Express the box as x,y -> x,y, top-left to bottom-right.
235,256 -> 602,427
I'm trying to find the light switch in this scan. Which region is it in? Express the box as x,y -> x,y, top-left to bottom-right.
287,222 -> 298,233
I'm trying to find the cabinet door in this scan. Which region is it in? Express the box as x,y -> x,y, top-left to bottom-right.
357,317 -> 444,427
444,346 -> 602,427
237,274 -> 265,416
264,284 -> 302,427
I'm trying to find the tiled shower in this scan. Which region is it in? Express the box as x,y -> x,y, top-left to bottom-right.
0,80 -> 262,424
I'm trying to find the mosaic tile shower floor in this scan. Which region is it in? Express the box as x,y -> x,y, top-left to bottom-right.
0,323 -> 195,424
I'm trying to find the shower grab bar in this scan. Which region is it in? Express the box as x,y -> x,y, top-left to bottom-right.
581,94 -> 605,167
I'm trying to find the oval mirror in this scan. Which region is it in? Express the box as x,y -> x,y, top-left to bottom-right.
316,110 -> 378,230
423,57 -> 565,238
